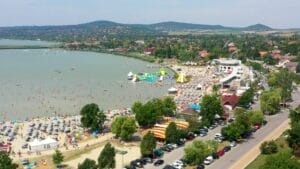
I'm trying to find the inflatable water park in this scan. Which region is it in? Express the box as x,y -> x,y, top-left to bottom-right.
127,68 -> 172,83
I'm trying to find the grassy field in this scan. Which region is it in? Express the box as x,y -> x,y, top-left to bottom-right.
245,134 -> 294,169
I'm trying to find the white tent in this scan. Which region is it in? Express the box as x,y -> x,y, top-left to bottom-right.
28,137 -> 58,152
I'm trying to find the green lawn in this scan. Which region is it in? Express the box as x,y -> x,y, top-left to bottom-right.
245,135 -> 293,169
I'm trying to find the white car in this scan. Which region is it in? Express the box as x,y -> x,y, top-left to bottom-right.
230,141 -> 237,147
204,156 -> 214,165
172,163 -> 183,169
169,143 -> 178,149
215,133 -> 222,138
173,160 -> 183,166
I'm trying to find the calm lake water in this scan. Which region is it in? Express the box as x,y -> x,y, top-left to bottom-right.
0,41 -> 174,120
0,39 -> 59,47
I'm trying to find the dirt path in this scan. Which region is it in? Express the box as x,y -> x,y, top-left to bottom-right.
229,119 -> 290,169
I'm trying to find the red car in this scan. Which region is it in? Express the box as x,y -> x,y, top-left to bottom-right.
254,124 -> 261,130
217,149 -> 225,157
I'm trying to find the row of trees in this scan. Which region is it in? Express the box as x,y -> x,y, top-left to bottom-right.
221,109 -> 264,141
184,140 -> 218,165
131,97 -> 176,128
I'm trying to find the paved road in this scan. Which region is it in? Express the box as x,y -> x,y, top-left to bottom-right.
207,89 -> 300,169
144,86 -> 300,169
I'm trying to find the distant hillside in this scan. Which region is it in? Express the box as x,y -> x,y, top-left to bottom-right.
148,21 -> 226,31
243,24 -> 273,31
0,20 -> 281,41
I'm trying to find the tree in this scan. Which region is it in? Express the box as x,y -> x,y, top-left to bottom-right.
260,90 -> 281,115
80,103 -> 106,131
268,69 -> 294,104
78,158 -> 97,169
132,98 -> 178,127
260,140 -> 278,154
259,151 -> 300,169
184,140 -> 211,165
131,101 -> 143,115
52,150 -> 64,166
221,123 -> 242,141
133,99 -> 163,127
235,111 -> 252,135
120,117 -> 137,141
98,143 -> 116,169
140,132 -> 157,157
288,122 -> 300,157
222,111 -> 252,140
0,151 -> 18,169
165,122 -> 180,144
200,94 -> 223,126
111,117 -> 126,137
206,140 -> 218,154
289,106 -> 300,126
237,88 -> 254,108
249,110 -> 265,125
162,97 -> 177,117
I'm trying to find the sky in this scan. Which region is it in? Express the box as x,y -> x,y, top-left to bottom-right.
0,0 -> 299,28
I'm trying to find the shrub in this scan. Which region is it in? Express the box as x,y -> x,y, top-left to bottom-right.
260,140 -> 278,155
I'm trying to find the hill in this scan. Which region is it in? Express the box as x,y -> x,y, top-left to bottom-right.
0,20 -> 281,40
243,24 -> 273,31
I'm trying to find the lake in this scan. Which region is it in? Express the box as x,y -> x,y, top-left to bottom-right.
0,41 -> 174,120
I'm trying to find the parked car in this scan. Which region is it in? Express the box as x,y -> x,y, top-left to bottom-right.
161,146 -> 172,152
203,156 -> 214,165
230,141 -> 237,147
217,149 -> 225,157
223,146 -> 231,152
163,165 -> 176,169
254,124 -> 261,130
177,140 -> 185,146
214,133 -> 222,138
196,164 -> 205,169
262,120 -> 268,125
169,143 -> 178,149
186,133 -> 195,140
212,152 -> 219,159
242,131 -> 252,139
154,159 -> 164,166
199,132 -> 207,137
130,159 -> 143,168
142,157 -> 153,164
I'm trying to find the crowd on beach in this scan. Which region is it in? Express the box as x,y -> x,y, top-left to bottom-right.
172,65 -> 219,111
0,107 -> 133,161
